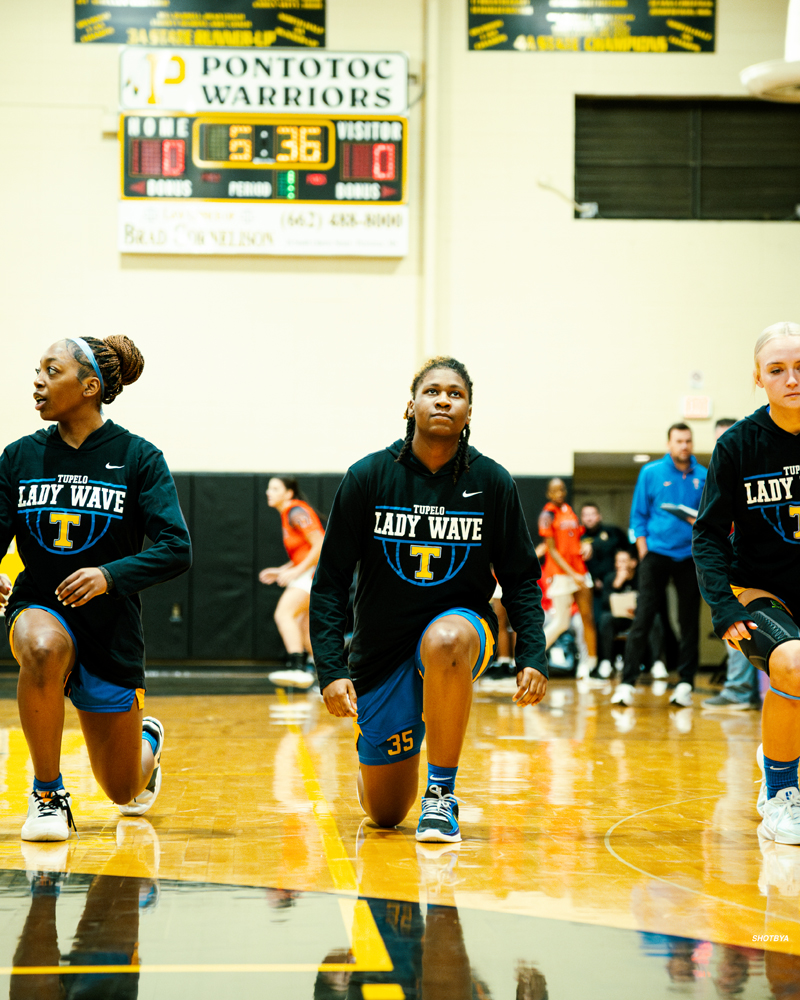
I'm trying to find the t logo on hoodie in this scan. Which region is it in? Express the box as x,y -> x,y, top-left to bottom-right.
17,475 -> 128,555
373,503 -> 484,586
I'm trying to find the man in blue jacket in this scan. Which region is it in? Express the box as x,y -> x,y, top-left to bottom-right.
610,423 -> 707,707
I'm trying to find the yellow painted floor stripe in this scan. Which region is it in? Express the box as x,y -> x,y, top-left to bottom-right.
2,963 -> 386,976
276,690 -> 392,973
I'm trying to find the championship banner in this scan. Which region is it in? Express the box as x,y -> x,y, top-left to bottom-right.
468,0 -> 715,53
120,48 -> 409,114
119,201 -> 409,256
75,0 -> 325,47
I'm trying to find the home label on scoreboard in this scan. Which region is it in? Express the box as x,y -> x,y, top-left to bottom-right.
120,112 -> 406,205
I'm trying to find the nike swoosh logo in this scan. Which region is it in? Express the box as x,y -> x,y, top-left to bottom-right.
105,463 -> 124,469
462,490 -> 482,498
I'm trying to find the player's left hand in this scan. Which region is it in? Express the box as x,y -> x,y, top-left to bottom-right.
0,573 -> 12,611
55,568 -> 108,608
513,667 -> 547,706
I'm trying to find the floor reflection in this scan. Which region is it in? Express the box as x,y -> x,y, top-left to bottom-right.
2,819 -> 799,998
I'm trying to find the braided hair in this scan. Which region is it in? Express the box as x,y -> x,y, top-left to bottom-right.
395,355 -> 473,484
68,335 -> 145,405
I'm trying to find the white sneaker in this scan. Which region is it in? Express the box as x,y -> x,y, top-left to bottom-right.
761,787 -> 800,845
651,660 -> 668,679
21,789 -> 75,842
119,717 -> 164,817
669,682 -> 693,707
757,744 -> 767,818
597,660 -> 613,679
268,668 -> 315,689
610,683 -> 635,706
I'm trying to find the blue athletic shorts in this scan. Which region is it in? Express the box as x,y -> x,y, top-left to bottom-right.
355,607 -> 495,765
9,606 -> 144,714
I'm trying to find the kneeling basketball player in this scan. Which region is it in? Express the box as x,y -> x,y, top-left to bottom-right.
694,322 -> 800,845
310,357 -> 547,843
0,336 -> 191,841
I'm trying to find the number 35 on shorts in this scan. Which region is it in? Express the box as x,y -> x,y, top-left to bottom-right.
387,729 -> 415,755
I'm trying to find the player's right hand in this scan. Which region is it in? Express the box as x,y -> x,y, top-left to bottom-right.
322,678 -> 357,718
259,568 -> 280,585
723,620 -> 757,644
0,573 -> 12,610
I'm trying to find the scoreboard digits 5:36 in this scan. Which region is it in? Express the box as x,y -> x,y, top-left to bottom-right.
121,113 -> 406,204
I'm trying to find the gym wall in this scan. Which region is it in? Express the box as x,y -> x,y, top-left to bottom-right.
0,1 -> 793,481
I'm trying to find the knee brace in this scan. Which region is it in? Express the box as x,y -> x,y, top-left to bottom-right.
729,597 -> 800,675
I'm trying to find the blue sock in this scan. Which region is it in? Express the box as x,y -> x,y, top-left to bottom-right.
763,754 -> 800,799
427,764 -> 458,796
33,773 -> 64,793
142,730 -> 158,755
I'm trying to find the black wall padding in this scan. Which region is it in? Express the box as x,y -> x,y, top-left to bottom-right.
190,474 -> 258,659
1,472 -> 567,666
139,474 -> 192,660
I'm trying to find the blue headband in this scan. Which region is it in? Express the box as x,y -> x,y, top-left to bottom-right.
71,338 -> 105,398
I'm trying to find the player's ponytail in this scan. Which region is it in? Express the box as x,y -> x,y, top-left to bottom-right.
69,335 -> 144,405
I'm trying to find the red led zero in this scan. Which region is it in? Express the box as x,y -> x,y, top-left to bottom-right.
372,144 -> 396,181
162,139 -> 186,177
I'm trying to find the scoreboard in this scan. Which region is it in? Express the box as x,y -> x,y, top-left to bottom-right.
120,112 -> 407,205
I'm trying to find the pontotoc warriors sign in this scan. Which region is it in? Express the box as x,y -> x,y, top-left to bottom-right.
120,48 -> 409,114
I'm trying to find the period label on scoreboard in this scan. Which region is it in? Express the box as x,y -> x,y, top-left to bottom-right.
75,0 -> 324,47
468,0 -> 715,52
120,48 -> 408,114
118,201 -> 409,256
120,113 -> 407,205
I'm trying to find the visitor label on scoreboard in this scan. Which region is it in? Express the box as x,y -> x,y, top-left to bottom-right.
118,201 -> 409,256
120,48 -> 408,114
75,0 -> 324,47
120,113 -> 407,205
468,0 -> 716,52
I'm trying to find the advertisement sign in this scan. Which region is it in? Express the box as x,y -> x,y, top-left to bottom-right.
75,0 -> 325,47
468,0 -> 716,52
120,48 -> 409,114
119,201 -> 409,256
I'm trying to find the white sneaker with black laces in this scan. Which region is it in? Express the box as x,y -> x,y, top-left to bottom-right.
416,785 -> 461,843
761,787 -> 800,845
669,682 -> 694,707
21,789 -> 75,842
119,717 -> 164,817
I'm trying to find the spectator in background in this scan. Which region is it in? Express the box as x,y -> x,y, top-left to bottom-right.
579,502 -> 628,623
594,547 -> 638,679
539,478 -> 597,678
610,423 -> 707,707
702,418 -> 761,712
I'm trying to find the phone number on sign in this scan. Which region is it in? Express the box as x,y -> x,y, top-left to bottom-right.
281,212 -> 405,229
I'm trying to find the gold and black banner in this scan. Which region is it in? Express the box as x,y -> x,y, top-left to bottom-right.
75,0 -> 325,47
468,0 -> 715,52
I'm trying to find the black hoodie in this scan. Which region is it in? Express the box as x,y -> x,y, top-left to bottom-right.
310,439 -> 547,695
693,406 -> 800,636
0,421 -> 192,688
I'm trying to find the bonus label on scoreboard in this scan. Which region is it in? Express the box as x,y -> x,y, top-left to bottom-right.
120,112 -> 406,204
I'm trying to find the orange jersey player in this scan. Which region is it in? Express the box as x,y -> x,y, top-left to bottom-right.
538,478 -> 597,676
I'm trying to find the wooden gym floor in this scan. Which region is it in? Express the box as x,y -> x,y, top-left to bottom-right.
0,678 -> 797,998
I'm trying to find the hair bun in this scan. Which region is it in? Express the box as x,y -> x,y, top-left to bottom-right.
103,335 -> 144,387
